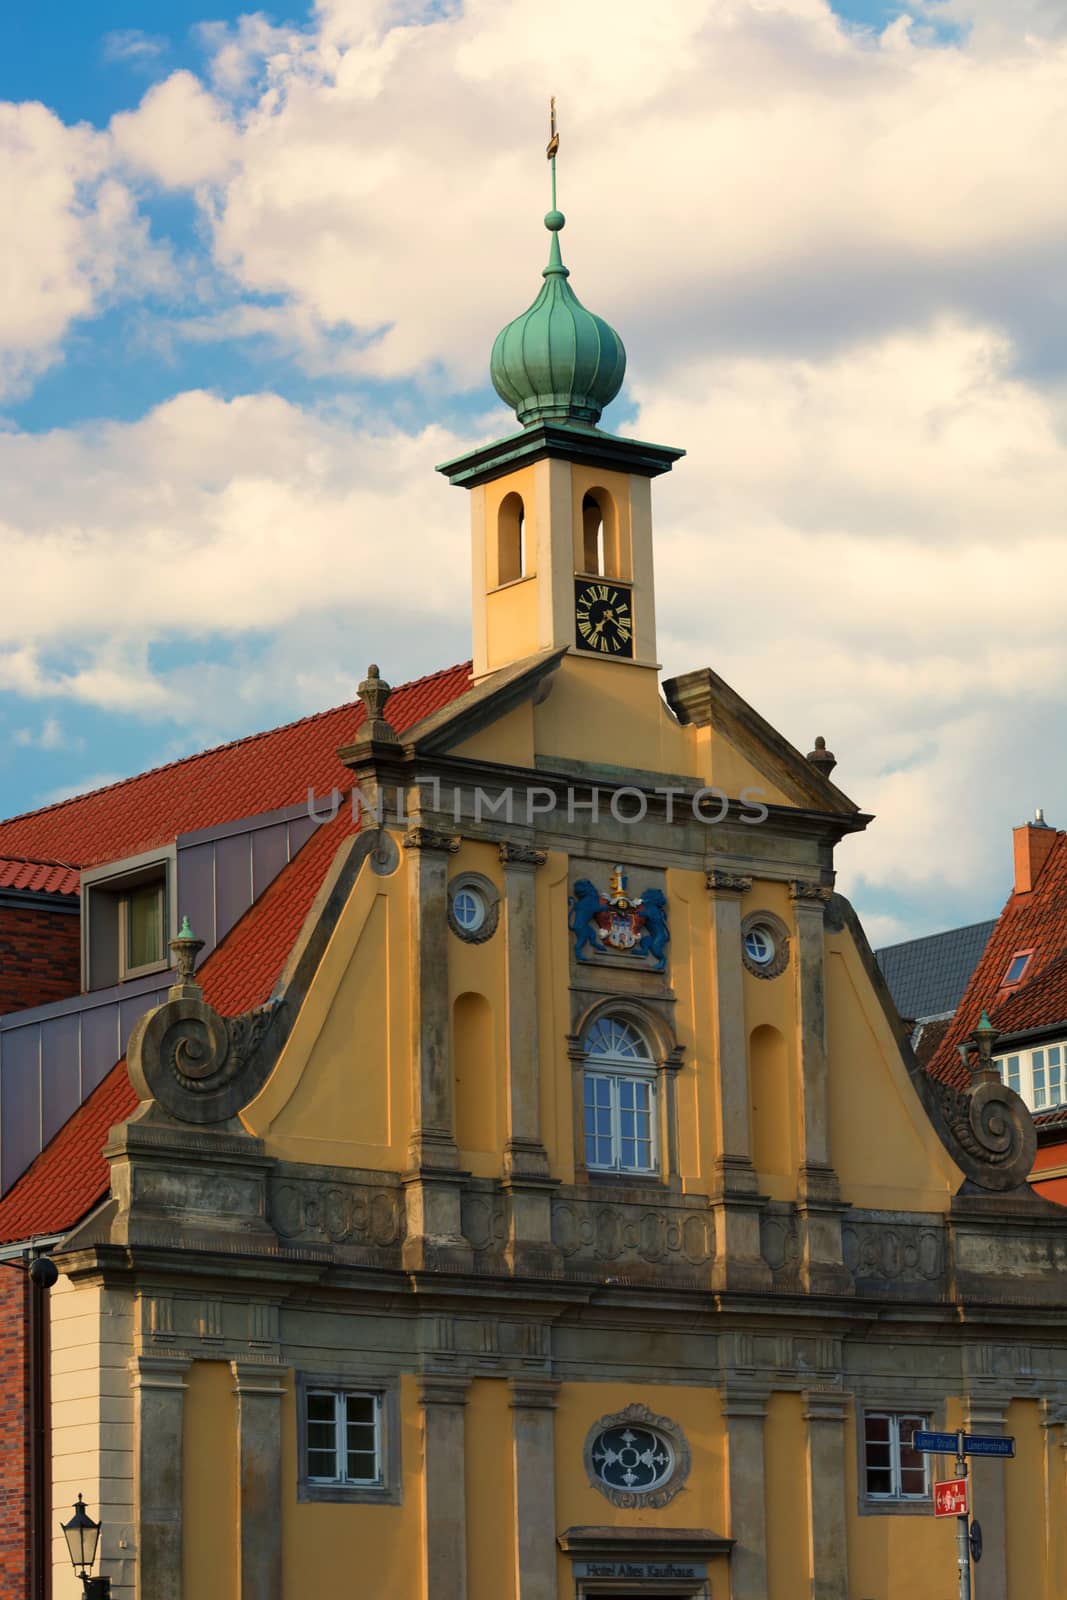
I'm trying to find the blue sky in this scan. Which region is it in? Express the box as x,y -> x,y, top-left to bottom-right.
2,0 -> 1066,945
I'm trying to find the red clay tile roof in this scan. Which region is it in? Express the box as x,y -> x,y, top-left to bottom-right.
0,662 -> 472,868
928,830 -> 1067,1089
0,662 -> 473,1245
0,856 -> 80,897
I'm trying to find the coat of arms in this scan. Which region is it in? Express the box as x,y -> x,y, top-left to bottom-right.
569,865 -> 670,972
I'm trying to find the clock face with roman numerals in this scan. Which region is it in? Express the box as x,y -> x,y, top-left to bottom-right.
574,579 -> 634,658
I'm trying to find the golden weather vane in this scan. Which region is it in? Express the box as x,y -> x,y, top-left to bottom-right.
546,97 -> 560,211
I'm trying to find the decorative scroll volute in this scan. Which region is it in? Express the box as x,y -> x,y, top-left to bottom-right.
931,1076 -> 1036,1191
127,994 -> 283,1125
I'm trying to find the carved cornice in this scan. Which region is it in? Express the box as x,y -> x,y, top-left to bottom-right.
706,870 -> 752,895
498,840 -> 548,869
403,826 -> 460,853
790,880 -> 833,905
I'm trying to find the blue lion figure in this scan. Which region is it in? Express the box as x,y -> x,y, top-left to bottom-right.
636,889 -> 670,971
569,879 -> 604,962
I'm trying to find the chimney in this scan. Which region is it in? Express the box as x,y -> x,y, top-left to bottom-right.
1013,808 -> 1056,894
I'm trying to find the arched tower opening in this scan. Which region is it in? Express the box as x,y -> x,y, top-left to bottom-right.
497,491 -> 526,585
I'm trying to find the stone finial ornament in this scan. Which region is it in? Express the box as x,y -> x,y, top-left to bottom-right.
807,735 -> 837,777
356,663 -> 400,745
168,916 -> 205,1000
956,1009 -> 1001,1086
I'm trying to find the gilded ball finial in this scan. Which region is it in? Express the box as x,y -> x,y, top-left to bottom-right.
544,209 -> 565,232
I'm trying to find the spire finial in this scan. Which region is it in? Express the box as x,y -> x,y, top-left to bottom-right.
488,104 -> 626,428
543,98 -> 567,274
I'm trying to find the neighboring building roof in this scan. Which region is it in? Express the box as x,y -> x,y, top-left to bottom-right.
0,662 -> 472,869
928,830 -> 1067,1090
0,662 -> 474,1244
0,855 -> 81,897
876,920 -> 995,1023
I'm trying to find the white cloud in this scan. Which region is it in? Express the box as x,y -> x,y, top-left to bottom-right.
13,716 -> 72,751
138,0 -> 1067,387
0,388 -> 469,718
110,71 -> 239,189
101,29 -> 168,66
0,101 -> 171,398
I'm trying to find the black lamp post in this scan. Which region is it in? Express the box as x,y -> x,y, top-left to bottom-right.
60,1495 -> 110,1599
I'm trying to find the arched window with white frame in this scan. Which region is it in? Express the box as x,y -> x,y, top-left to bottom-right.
581,1013 -> 658,1175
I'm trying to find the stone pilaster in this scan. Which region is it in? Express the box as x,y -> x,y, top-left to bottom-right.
721,1388 -> 769,1600
231,1362 -> 286,1600
499,841 -> 549,1178
419,1375 -> 471,1600
508,1379 -> 560,1600
802,1390 -> 850,1600
791,881 -> 850,1294
499,842 -> 559,1275
706,871 -> 770,1291
130,1356 -> 190,1600
403,827 -> 471,1270
965,1396 -> 1009,1600
1041,1401 -> 1067,1589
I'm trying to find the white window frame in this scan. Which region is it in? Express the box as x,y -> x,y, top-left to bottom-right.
862,1410 -> 930,1504
296,1373 -> 402,1504
997,1042 -> 1067,1113
583,1065 -> 658,1176
305,1388 -> 382,1487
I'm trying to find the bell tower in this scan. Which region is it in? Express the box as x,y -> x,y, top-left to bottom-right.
438,111 -> 683,683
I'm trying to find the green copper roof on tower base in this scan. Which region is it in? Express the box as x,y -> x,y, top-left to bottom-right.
490,208 -> 626,429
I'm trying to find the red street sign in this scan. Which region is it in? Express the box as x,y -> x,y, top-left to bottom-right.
934,1478 -> 969,1517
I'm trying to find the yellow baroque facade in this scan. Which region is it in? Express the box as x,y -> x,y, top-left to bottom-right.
48,183 -> 1067,1600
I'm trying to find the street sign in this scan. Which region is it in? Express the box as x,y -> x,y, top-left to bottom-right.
912,1430 -> 959,1454
969,1520 -> 983,1563
911,1430 -> 1016,1459
934,1478 -> 969,1518
964,1435 -> 1015,1458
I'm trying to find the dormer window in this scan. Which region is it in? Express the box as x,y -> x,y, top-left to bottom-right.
81,846 -> 175,990
1001,950 -> 1033,987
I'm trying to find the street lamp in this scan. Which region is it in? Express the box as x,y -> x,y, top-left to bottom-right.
60,1495 -> 110,1599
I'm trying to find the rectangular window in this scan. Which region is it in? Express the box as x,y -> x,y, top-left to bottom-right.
583,1071 -> 657,1174
1002,951 -> 1032,986
305,1390 -> 382,1487
999,1054 -> 1021,1094
864,1412 -> 930,1501
1033,1049 -> 1047,1109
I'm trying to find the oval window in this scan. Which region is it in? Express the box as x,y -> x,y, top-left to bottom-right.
452,887 -> 487,934
744,925 -> 776,966
590,1422 -> 674,1492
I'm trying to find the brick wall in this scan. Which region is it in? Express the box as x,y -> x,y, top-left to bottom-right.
0,902 -> 81,1017
0,1265 -> 30,1598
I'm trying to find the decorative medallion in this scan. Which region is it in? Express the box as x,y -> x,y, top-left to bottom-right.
583,1403 -> 691,1509
569,865 -> 669,972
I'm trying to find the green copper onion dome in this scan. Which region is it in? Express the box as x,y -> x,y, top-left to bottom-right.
490,209 -> 626,428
